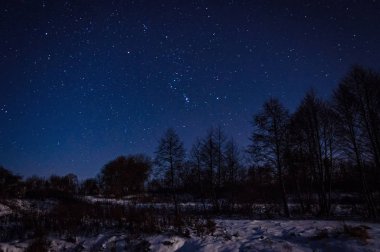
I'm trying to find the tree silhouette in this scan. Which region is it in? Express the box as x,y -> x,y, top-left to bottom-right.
155,128 -> 185,216
290,91 -> 336,216
100,155 -> 151,197
249,98 -> 290,217
333,66 -> 379,218
0,166 -> 22,198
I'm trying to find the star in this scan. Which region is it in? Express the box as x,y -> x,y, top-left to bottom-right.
0,0 -> 379,178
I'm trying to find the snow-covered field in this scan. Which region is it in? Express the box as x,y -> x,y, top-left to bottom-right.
1,219 -> 379,251
1,198 -> 379,251
84,195 -> 214,211
83,196 -> 364,218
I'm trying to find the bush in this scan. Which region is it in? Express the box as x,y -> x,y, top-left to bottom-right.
343,224 -> 370,242
193,218 -> 216,236
26,236 -> 50,252
99,155 -> 151,197
312,229 -> 329,240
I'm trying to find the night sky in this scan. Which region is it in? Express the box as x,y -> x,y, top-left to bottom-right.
1,0 -> 379,178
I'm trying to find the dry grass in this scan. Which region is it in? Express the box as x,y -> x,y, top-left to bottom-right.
26,237 -> 50,252
312,229 -> 329,240
343,224 -> 370,242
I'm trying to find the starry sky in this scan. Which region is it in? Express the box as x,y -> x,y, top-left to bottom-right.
1,0 -> 379,178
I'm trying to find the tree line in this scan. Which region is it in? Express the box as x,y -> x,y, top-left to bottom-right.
1,65 -> 379,218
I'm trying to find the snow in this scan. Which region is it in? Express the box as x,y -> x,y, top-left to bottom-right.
145,219 -> 380,251
148,235 -> 186,252
83,196 -> 361,217
1,219 -> 379,251
83,196 -> 213,211
2,197 -> 379,251
0,241 -> 27,252
0,199 -> 57,215
0,203 -> 12,217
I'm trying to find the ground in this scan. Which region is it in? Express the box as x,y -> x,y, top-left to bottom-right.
1,218 -> 379,251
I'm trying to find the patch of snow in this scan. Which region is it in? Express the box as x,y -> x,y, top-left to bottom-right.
0,203 -> 12,217
0,241 -> 28,252
1,199 -> 57,214
149,235 -> 186,252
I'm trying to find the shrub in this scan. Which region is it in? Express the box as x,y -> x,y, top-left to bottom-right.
343,224 -> 370,242
312,229 -> 329,240
26,236 -> 50,252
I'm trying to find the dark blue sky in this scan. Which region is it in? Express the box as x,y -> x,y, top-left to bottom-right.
1,0 -> 379,178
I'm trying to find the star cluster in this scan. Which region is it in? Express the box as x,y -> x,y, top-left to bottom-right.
1,0 -> 379,177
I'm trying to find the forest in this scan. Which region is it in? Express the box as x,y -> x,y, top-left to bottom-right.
1,65 -> 380,250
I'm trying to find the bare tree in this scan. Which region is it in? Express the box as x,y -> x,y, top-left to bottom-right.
214,126 -> 227,191
334,73 -> 377,218
155,128 -> 185,216
249,98 -> 290,217
189,138 -> 207,210
224,138 -> 242,206
290,91 -> 336,216
339,66 -> 380,187
224,138 -> 241,189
